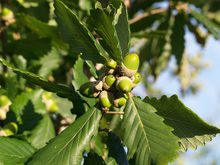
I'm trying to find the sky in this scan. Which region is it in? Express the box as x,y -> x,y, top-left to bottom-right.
132,28 -> 220,164
154,33 -> 220,164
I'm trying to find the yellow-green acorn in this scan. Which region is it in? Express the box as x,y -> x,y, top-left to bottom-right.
2,122 -> 18,136
114,97 -> 127,107
120,53 -> 139,77
99,91 -> 113,108
0,95 -> 11,107
131,72 -> 142,87
79,82 -> 100,98
116,76 -> 133,93
103,75 -> 116,90
106,59 -> 117,69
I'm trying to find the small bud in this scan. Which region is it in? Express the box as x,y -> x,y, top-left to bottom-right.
99,91 -> 113,108
2,122 -> 18,136
103,75 -> 116,90
106,59 -> 117,69
119,53 -> 139,77
114,97 -> 127,107
116,76 -> 133,93
79,82 -> 100,98
131,72 -> 142,87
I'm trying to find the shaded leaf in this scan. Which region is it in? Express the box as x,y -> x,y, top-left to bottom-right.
0,137 -> 35,165
144,95 -> 220,151
190,10 -> 220,39
6,37 -> 52,60
28,108 -> 102,165
54,0 -> 109,63
121,97 -> 179,165
108,132 -> 128,165
171,12 -> 185,65
17,13 -> 67,49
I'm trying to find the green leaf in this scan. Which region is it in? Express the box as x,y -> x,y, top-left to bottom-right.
17,13 -> 67,49
114,2 -> 130,56
85,60 -> 98,79
89,4 -> 122,62
11,91 -> 32,123
171,12 -> 185,65
54,0 -> 109,63
72,57 -> 96,107
0,137 -> 35,165
28,108 -> 102,165
121,97 -> 179,165
27,114 -> 55,149
38,47 -> 61,78
144,95 -> 220,151
190,10 -> 220,40
0,58 -> 77,100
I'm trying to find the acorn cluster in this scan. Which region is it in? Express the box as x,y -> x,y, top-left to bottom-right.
79,53 -> 141,110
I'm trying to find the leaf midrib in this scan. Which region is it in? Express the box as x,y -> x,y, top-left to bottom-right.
130,98 -> 151,153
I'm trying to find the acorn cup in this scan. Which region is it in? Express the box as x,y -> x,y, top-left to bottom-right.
119,53 -> 140,77
79,82 -> 101,98
103,75 -> 116,90
116,76 -> 133,93
99,91 -> 113,108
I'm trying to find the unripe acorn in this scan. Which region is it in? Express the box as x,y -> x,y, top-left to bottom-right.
79,82 -> 100,98
120,53 -> 139,77
103,75 -> 116,90
0,95 -> 11,108
2,122 -> 18,136
116,76 -> 133,93
114,97 -> 127,107
131,72 -> 142,87
106,59 -> 117,69
99,91 -> 113,108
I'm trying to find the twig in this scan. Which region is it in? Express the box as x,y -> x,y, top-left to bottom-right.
129,8 -> 167,25
129,3 -> 188,25
104,111 -> 124,115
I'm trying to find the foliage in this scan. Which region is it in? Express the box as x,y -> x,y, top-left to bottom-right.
0,0 -> 220,165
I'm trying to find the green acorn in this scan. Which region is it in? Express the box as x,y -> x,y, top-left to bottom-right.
132,72 -> 142,87
114,96 -> 127,107
2,122 -> 18,136
116,76 -> 133,93
0,110 -> 7,121
103,75 -> 116,90
106,59 -> 117,69
99,91 -> 113,108
120,53 -> 139,77
0,95 -> 11,108
79,82 -> 100,98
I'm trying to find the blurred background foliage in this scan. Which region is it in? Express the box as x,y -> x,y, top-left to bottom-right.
0,0 -> 220,164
